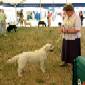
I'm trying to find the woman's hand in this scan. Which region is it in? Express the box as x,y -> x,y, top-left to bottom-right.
60,28 -> 68,33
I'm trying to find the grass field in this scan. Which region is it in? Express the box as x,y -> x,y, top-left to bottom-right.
0,27 -> 85,85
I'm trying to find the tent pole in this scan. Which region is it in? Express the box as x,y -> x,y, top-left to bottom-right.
66,0 -> 67,3
14,4 -> 17,25
40,0 -> 41,21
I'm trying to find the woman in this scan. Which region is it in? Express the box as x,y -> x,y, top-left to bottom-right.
60,4 -> 81,66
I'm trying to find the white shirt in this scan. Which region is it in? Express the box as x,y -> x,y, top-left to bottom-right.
63,13 -> 81,40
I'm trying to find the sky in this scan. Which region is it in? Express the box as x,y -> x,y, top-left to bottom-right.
0,0 -> 85,3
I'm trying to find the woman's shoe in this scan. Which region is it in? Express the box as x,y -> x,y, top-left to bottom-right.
60,63 -> 68,67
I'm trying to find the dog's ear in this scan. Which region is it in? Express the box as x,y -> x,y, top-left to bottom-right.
46,40 -> 54,45
44,43 -> 54,52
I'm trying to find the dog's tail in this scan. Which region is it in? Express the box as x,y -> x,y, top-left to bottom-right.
7,55 -> 19,63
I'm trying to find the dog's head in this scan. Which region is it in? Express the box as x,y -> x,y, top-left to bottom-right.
44,43 -> 54,52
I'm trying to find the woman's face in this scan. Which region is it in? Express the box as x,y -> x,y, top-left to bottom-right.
66,11 -> 74,17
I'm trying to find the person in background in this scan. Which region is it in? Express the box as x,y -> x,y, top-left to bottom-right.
47,11 -> 52,27
79,11 -> 84,26
0,9 -> 2,33
60,4 -> 81,66
19,9 -> 24,27
0,9 -> 7,36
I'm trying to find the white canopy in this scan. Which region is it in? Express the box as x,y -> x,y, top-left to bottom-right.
0,0 -> 85,4
0,0 -> 25,3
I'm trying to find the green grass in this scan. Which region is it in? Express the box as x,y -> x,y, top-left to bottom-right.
0,27 -> 85,85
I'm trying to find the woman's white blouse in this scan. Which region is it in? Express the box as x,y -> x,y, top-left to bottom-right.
62,13 -> 81,40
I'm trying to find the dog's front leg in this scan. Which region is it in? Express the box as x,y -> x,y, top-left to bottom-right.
18,60 -> 26,77
18,68 -> 23,77
40,61 -> 45,73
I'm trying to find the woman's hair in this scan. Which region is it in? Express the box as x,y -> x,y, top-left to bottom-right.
63,3 -> 74,11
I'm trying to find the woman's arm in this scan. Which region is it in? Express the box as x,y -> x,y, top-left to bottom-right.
67,28 -> 80,34
60,28 -> 80,34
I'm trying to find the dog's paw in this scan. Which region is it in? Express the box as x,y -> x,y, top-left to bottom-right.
7,59 -> 11,63
41,68 -> 45,73
18,73 -> 23,78
42,70 -> 45,73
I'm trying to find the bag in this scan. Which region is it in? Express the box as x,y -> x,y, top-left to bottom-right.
73,56 -> 85,85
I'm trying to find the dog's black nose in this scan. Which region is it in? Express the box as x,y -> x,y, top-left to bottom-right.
49,49 -> 54,52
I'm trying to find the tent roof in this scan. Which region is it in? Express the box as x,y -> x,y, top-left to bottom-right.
2,3 -> 85,7
0,0 -> 24,3
1,0 -> 85,7
1,0 -> 85,3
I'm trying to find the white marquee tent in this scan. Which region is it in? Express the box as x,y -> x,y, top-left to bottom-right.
0,0 -> 85,27
1,0 -> 85,3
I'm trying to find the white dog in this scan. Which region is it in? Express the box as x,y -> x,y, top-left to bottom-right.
7,43 -> 54,77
